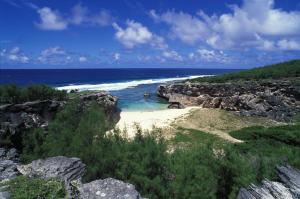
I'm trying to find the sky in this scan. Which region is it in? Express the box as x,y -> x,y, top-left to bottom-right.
0,0 -> 300,69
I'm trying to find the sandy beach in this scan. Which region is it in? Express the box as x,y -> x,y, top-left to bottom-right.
116,107 -> 201,138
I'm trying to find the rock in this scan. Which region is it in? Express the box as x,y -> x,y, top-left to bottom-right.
0,148 -> 20,182
157,78 -> 300,121
17,156 -> 86,183
276,165 -> 300,197
79,178 -> 142,199
0,100 -> 65,149
17,156 -> 86,198
0,92 -> 121,150
237,165 -> 300,199
80,92 -> 120,124
168,102 -> 185,109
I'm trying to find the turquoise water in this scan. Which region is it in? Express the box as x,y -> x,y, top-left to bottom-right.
110,83 -> 169,111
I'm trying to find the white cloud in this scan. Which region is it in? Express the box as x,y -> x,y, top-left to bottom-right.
113,53 -> 120,61
79,56 -> 87,62
38,46 -> 67,64
189,48 -> 230,63
113,20 -> 167,49
162,50 -> 183,61
70,4 -> 113,26
35,4 -> 113,30
36,7 -> 68,30
277,39 -> 300,50
0,47 -> 29,63
150,9 -> 209,44
150,0 -> 300,51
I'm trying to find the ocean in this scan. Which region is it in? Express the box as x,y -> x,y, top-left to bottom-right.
0,68 -> 239,111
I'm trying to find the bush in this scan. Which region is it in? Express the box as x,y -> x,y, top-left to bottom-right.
20,98 -> 300,199
6,176 -> 66,199
0,84 -> 67,104
190,60 -> 300,83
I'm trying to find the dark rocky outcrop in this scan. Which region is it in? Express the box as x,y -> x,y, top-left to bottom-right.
79,92 -> 120,124
79,178 -> 143,199
237,165 -> 300,199
0,92 -> 120,150
0,100 -> 65,149
157,79 -> 300,121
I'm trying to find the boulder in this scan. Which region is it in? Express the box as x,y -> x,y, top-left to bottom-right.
79,178 -> 142,199
237,165 -> 300,199
17,156 -> 86,183
17,156 -> 86,198
0,148 -> 20,182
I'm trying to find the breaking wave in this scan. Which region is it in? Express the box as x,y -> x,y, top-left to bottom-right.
56,75 -> 210,92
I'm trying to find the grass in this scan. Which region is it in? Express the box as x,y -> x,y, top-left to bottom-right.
5,176 -> 66,199
173,108 -> 279,142
190,60 -> 300,83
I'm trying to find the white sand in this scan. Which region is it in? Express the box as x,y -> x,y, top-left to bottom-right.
116,107 -> 200,138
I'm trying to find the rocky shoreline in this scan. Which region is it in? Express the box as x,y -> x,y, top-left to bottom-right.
157,78 -> 300,121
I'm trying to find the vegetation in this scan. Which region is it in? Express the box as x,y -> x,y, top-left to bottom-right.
0,84 -> 67,104
5,176 -> 66,199
20,97 -> 300,199
190,60 -> 300,83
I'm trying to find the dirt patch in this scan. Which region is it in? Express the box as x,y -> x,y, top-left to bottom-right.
171,108 -> 282,143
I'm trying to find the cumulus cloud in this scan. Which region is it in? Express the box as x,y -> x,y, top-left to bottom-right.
150,9 -> 209,44
277,39 -> 300,50
150,0 -> 300,51
162,50 -> 183,61
113,20 -> 167,49
79,56 -> 87,62
70,4 -> 113,26
113,53 -> 120,61
38,46 -> 67,64
36,7 -> 68,30
0,47 -> 29,63
189,48 -> 230,63
35,3 -> 113,30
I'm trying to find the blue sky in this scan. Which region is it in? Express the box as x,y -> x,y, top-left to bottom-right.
0,0 -> 300,69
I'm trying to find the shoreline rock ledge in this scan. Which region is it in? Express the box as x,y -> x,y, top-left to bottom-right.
157,79 -> 300,121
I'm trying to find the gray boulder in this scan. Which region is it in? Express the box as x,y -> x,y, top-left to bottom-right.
17,156 -> 86,198
17,156 -> 85,183
79,178 -> 142,199
237,165 -> 300,199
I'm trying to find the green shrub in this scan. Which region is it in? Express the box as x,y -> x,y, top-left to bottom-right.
6,176 -> 66,199
0,84 -> 67,104
229,124 -> 300,181
190,60 -> 300,83
20,97 -> 300,199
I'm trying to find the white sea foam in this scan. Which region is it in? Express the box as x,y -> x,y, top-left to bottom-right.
56,75 -> 210,92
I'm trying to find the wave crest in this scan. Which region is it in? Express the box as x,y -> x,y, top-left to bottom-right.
56,75 -> 210,92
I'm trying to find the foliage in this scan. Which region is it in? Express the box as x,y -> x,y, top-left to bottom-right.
229,124 -> 300,181
190,60 -> 300,83
6,176 -> 66,199
20,97 -> 300,199
0,84 -> 67,104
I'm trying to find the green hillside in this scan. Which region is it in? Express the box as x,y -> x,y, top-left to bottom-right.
190,60 -> 300,83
